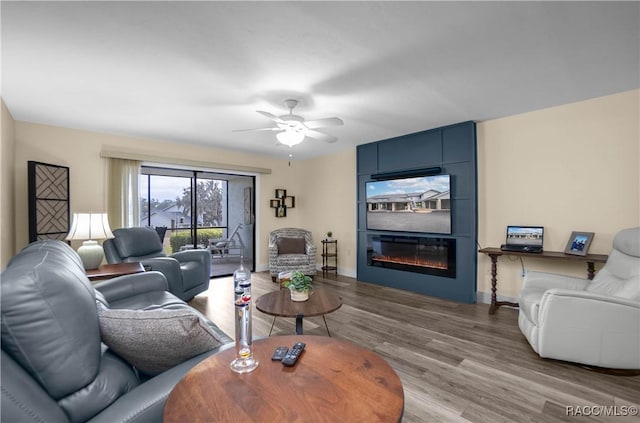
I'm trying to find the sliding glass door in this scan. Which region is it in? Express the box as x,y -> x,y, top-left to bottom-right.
139,167 -> 254,276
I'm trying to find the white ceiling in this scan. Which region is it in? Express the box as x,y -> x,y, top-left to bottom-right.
2,1 -> 639,160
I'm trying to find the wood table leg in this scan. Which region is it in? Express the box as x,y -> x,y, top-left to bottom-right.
487,253 -> 518,314
587,262 -> 596,280
489,254 -> 499,315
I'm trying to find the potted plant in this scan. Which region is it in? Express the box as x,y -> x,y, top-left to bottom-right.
282,271 -> 313,301
326,231 -> 333,241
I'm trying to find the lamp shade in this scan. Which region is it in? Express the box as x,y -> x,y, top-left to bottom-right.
66,213 -> 114,241
66,213 -> 114,270
276,129 -> 306,147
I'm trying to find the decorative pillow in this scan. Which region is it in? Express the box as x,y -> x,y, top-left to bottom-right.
277,237 -> 306,254
96,303 -> 224,375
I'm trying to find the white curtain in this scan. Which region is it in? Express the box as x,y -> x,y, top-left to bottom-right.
107,158 -> 140,229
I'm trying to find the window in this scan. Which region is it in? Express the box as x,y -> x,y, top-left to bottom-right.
139,166 -> 255,276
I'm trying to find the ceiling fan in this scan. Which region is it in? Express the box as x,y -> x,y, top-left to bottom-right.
233,99 -> 344,147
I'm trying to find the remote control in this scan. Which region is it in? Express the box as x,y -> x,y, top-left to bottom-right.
282,342 -> 305,367
271,346 -> 289,361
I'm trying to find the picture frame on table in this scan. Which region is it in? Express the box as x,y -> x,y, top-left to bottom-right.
564,231 -> 594,256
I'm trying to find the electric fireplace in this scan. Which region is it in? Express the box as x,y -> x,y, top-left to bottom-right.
367,235 -> 456,278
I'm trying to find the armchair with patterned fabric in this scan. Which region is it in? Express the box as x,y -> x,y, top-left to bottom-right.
268,228 -> 317,281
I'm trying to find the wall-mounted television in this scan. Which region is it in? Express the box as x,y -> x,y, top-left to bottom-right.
365,174 -> 451,234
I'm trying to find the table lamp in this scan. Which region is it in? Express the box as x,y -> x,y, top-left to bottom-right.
66,212 -> 114,270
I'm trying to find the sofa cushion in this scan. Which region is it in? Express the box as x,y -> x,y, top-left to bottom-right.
112,227 -> 164,259
588,249 -> 640,299
97,304 -> 224,375
277,237 -> 306,254
613,226 -> 640,258
1,240 -> 102,400
276,254 -> 311,266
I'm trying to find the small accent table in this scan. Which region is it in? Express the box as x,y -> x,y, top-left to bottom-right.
85,262 -> 145,282
321,239 -> 338,277
255,287 -> 342,336
163,335 -> 404,423
478,248 -> 608,315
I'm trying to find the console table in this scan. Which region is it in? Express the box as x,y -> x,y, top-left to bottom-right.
478,248 -> 608,315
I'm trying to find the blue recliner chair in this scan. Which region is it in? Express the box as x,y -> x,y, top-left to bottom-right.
103,227 -> 210,301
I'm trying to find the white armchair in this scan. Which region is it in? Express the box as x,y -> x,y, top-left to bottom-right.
518,227 -> 640,369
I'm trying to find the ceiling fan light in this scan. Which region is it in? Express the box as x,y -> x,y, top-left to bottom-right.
276,129 -> 305,147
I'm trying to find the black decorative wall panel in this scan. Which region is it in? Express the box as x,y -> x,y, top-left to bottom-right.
28,161 -> 70,242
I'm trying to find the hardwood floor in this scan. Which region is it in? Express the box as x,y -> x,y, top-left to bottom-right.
190,272 -> 640,423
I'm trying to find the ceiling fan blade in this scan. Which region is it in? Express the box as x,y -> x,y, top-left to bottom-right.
303,117 -> 344,129
232,127 -> 280,133
306,130 -> 338,143
257,110 -> 286,124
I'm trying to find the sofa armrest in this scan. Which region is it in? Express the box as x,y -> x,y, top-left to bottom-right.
305,243 -> 317,258
94,271 -> 169,304
541,288 -> 640,310
523,271 -> 590,292
138,257 -> 183,295
268,244 -> 278,259
87,343 -> 234,423
536,288 -> 640,368
171,249 -> 210,265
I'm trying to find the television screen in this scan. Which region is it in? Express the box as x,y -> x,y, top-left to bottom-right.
366,174 -> 451,234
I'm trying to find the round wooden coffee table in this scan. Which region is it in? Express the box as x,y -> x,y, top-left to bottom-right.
163,335 -> 404,423
255,287 -> 342,336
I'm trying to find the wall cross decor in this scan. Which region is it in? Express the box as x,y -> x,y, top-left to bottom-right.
270,189 -> 295,218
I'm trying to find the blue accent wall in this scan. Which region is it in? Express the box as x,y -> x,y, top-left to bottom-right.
357,121 -> 478,303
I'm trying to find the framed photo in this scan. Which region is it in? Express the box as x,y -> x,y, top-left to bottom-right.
270,199 -> 281,208
275,206 -> 287,218
275,189 -> 287,199
564,231 -> 594,256
283,195 -> 295,208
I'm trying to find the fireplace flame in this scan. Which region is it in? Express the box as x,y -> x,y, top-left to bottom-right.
371,255 -> 448,270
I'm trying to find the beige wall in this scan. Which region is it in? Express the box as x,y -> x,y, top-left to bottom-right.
12,121 -> 358,274
1,99 -> 17,269
7,89 -> 638,295
477,89 -> 640,299
297,149 -> 357,277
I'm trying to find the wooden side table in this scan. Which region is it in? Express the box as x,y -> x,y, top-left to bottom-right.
255,287 -> 342,336
321,239 -> 338,277
163,335 -> 404,423
85,262 -> 145,282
